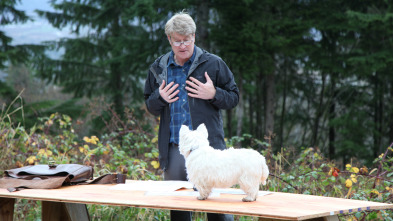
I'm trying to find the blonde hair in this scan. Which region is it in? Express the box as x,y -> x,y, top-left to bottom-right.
165,11 -> 196,36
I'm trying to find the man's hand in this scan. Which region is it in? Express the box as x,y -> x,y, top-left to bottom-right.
186,72 -> 216,100
159,80 -> 179,103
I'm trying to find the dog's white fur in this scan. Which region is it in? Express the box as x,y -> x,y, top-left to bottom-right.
179,124 -> 269,202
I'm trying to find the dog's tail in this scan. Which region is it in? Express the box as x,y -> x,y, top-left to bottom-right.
261,157 -> 269,185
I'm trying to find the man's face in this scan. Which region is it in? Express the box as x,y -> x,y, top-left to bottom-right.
168,32 -> 195,64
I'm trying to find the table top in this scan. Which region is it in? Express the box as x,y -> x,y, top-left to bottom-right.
0,180 -> 392,220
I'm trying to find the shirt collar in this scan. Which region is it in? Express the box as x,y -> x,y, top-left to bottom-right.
168,46 -> 196,67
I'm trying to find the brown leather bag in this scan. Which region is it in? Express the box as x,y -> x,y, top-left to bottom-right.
0,164 -> 125,192
6,164 -> 93,182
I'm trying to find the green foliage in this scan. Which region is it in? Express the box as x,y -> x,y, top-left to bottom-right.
0,81 -> 18,103
3,0 -> 393,219
0,0 -> 46,70
2,109 -> 393,220
226,133 -> 269,149
33,0 -> 172,117
4,0 -> 389,166
3,0 -> 393,166
226,133 -> 393,220
2,63 -> 83,131
88,205 -> 170,221
265,145 -> 393,220
0,0 -> 29,68
0,107 -> 162,219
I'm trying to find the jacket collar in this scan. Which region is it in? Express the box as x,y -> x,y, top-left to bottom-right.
153,46 -> 206,85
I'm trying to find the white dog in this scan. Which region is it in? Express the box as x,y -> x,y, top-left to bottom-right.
179,124 -> 269,202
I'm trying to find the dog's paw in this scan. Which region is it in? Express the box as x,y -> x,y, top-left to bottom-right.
197,195 -> 208,200
242,196 -> 256,202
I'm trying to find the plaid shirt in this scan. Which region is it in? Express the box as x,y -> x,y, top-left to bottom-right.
167,49 -> 196,144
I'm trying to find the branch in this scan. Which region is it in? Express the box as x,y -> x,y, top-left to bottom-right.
269,173 -> 299,191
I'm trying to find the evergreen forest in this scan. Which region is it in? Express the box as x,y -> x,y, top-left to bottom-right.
2,0 -> 393,220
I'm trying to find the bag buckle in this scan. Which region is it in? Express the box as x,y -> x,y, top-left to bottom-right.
48,161 -> 58,169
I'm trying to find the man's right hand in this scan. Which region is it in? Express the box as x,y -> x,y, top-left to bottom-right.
159,80 -> 179,103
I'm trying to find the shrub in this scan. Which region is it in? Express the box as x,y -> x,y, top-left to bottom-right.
2,106 -> 393,220
1,108 -> 162,219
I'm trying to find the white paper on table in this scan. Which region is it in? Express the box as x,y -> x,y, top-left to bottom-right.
109,180 -> 194,192
110,181 -> 271,198
145,191 -> 220,197
212,188 -> 272,196
145,188 -> 271,197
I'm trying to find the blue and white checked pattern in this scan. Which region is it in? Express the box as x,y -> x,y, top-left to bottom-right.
167,50 -> 196,144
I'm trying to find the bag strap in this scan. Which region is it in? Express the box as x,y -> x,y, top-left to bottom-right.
0,176 -> 70,192
87,174 -> 126,184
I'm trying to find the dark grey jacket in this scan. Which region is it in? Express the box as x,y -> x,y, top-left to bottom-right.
144,46 -> 239,170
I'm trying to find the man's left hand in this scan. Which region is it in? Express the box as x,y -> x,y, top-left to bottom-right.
186,72 -> 216,100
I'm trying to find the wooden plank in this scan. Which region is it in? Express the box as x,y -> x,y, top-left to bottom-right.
258,215 -> 339,221
42,201 -> 71,221
42,201 -> 90,221
1,181 -> 392,221
297,215 -> 339,221
0,197 -> 15,221
324,216 -> 340,221
64,203 -> 90,221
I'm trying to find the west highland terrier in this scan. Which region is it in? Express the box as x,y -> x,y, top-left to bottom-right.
179,124 -> 269,202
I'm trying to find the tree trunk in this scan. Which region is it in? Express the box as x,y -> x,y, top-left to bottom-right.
236,73 -> 244,137
226,109 -> 232,137
256,72 -> 263,139
111,15 -> 124,118
373,72 -> 383,158
194,0 -> 209,50
389,81 -> 393,143
279,61 -> 288,148
328,77 -> 336,160
265,72 -> 275,145
249,88 -> 254,135
311,73 -> 326,147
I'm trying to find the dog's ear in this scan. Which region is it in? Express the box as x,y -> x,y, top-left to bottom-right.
180,125 -> 190,137
196,124 -> 208,139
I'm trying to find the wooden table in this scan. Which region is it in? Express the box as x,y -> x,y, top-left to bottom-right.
0,180 -> 392,221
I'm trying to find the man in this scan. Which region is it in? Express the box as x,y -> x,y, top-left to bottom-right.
144,11 -> 239,221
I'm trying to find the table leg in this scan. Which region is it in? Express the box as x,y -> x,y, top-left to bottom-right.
64,202 -> 90,221
42,201 -> 90,221
302,215 -> 340,221
258,215 -> 339,221
0,197 -> 15,221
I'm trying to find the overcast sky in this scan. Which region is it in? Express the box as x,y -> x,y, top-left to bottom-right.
4,0 -> 73,45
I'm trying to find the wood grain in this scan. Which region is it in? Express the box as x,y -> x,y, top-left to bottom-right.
0,181 -> 392,220
0,197 -> 15,221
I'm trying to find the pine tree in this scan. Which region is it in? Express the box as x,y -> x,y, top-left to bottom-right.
34,0 -> 170,117
1,0 -> 29,68
1,0 -> 45,102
